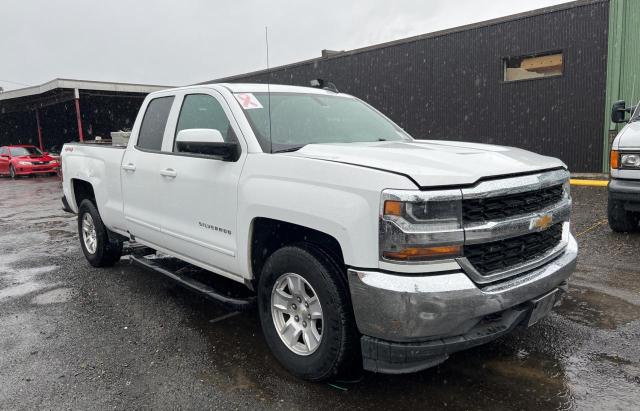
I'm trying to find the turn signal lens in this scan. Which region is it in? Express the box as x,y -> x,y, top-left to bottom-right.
610,150 -> 619,169
383,245 -> 462,261
383,200 -> 403,216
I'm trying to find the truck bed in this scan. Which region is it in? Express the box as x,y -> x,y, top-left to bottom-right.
61,142 -> 127,233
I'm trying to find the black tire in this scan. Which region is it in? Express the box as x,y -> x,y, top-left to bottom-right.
77,199 -> 123,267
608,198 -> 639,232
9,164 -> 16,179
257,243 -> 359,381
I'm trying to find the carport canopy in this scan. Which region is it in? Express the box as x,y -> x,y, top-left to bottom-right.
0,78 -> 171,149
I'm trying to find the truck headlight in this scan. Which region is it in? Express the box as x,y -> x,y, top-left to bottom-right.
621,153 -> 640,168
563,179 -> 571,198
380,189 -> 463,262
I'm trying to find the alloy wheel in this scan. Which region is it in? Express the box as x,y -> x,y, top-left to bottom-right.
270,272 -> 324,355
82,213 -> 98,254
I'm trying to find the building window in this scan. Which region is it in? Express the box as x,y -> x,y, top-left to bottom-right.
504,51 -> 563,82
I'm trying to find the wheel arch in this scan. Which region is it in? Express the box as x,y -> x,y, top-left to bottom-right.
71,178 -> 96,208
249,217 -> 346,284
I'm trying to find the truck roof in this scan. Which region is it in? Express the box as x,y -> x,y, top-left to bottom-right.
150,83 -> 350,97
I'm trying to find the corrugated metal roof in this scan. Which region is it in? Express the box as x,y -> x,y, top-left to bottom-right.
0,78 -> 173,102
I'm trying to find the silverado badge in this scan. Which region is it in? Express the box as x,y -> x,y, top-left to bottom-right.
529,214 -> 553,231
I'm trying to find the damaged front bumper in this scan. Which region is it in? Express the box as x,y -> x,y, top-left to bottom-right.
348,234 -> 577,374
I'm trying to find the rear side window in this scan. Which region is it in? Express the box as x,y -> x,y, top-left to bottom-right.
0,147 -> 7,156
137,96 -> 175,151
174,94 -> 236,151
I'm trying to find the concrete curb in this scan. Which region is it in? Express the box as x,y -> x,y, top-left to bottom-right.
570,179 -> 609,187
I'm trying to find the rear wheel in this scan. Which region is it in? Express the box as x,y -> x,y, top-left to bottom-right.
257,243 -> 359,381
608,198 -> 639,232
77,199 -> 123,267
9,165 -> 16,179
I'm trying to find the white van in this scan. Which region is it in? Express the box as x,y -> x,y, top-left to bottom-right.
609,100 -> 640,232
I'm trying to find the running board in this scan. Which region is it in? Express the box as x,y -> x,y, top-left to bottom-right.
129,255 -> 256,311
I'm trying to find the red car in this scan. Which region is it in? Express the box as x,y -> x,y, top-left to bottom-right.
0,145 -> 60,178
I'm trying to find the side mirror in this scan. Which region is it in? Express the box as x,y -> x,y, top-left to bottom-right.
43,152 -> 49,156
0,154 -> 8,158
612,100 -> 628,123
175,128 -> 239,161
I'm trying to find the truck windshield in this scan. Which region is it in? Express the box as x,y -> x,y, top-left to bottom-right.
238,92 -> 412,153
10,146 -> 43,157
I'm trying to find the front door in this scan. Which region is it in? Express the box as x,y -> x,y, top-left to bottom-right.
121,95 -> 175,246
158,91 -> 246,276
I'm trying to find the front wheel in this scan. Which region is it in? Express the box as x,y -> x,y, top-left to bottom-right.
77,200 -> 123,267
9,165 -> 16,179
608,198 -> 639,232
258,244 -> 359,381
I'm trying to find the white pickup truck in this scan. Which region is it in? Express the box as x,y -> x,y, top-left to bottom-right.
609,100 -> 640,231
61,83 -> 577,381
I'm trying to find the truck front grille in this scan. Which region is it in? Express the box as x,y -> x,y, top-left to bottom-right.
462,184 -> 564,224
464,223 -> 563,276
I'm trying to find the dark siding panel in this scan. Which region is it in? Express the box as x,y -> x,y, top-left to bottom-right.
226,2 -> 608,172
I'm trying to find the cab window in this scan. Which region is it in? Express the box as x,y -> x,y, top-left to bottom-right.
173,94 -> 237,152
137,96 -> 175,151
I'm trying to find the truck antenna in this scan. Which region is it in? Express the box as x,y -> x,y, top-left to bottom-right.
265,26 -> 273,154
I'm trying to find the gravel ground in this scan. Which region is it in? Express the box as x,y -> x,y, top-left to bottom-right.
0,176 -> 638,410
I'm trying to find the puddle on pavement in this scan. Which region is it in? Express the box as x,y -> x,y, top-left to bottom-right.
592,351 -> 639,369
177,291 -> 575,409
175,278 -> 639,410
46,229 -> 75,240
0,265 -> 59,301
334,343 -> 574,410
30,287 -> 74,305
555,285 -> 639,329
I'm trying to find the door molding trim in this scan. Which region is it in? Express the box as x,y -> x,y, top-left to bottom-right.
161,227 -> 235,257
125,215 -> 161,231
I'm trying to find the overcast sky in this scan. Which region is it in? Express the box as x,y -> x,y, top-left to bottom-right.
0,0 -> 569,91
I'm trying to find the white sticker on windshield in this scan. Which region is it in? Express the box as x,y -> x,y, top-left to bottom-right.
234,93 -> 263,110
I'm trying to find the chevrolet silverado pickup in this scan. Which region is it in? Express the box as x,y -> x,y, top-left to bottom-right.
61,83 -> 577,381
609,100 -> 640,232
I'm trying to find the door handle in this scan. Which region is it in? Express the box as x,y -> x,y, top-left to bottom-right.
122,163 -> 136,171
160,168 -> 177,178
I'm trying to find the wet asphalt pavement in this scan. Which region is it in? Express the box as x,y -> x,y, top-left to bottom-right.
0,176 -> 638,410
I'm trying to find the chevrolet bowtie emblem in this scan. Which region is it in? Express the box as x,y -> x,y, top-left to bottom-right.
530,214 -> 553,231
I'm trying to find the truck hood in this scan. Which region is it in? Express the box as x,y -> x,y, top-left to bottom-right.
617,121 -> 640,149
286,140 -> 566,187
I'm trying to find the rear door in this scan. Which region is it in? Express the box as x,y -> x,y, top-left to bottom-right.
121,95 -> 176,246
157,89 -> 247,276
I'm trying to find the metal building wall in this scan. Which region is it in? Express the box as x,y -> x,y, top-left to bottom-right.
217,1 -> 609,172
